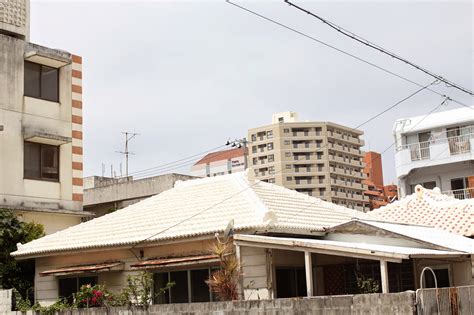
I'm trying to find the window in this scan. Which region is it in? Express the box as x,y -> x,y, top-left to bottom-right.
24,142 -> 59,181
275,267 -> 307,298
269,166 -> 275,175
268,178 -> 275,183
283,128 -> 290,133
205,163 -> 210,177
59,276 -> 97,304
285,152 -> 291,157
268,154 -> 274,162
284,140 -> 290,145
252,146 -> 257,153
253,157 -> 258,165
267,130 -> 273,139
24,61 -> 59,102
286,164 -> 292,169
154,269 -> 216,304
251,134 -> 257,141
267,143 -> 273,150
423,266 -> 451,288
278,117 -> 284,123
286,176 -> 292,181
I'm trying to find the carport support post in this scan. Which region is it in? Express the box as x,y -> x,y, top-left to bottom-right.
380,259 -> 389,293
304,251 -> 313,297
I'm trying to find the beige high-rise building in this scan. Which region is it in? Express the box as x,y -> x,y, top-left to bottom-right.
248,112 -> 369,211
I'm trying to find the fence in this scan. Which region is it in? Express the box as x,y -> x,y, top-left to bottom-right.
416,285 -> 474,315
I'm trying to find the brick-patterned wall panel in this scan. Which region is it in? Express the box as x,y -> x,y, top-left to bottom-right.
71,54 -> 83,202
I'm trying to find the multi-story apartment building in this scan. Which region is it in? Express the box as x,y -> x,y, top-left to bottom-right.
363,151 -> 398,210
191,147 -> 247,177
248,112 -> 368,211
0,0 -> 87,234
394,106 -> 474,199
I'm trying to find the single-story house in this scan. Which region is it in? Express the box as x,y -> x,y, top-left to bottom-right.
11,173 -> 474,305
372,185 -> 474,237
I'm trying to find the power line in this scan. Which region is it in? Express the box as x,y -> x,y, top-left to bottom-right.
129,82 -> 435,252
284,0 -> 474,96
225,1 -> 473,110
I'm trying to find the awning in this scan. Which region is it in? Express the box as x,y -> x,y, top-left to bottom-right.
234,235 -> 467,263
131,254 -> 218,270
24,51 -> 71,68
24,131 -> 71,146
39,262 -> 123,277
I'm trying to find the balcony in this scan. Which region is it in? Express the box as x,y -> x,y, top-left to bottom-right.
442,188 -> 473,200
395,133 -> 474,178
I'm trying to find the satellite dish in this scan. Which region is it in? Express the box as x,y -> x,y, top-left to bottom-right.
223,219 -> 235,241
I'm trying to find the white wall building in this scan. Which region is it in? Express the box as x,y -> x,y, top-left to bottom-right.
191,147 -> 247,177
0,0 -> 87,234
393,106 -> 474,198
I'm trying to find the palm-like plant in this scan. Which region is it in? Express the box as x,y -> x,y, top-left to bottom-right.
206,240 -> 240,301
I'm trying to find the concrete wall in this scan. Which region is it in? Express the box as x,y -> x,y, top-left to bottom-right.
83,173 -> 195,216
0,31 -> 84,234
0,289 -> 13,313
398,160 -> 474,196
240,246 -> 270,300
3,292 -> 417,315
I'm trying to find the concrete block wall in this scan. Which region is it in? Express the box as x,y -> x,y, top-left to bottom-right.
0,289 -> 13,313
0,292 -> 417,315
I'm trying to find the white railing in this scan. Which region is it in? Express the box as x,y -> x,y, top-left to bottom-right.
406,141 -> 431,161
442,188 -> 473,200
448,135 -> 471,155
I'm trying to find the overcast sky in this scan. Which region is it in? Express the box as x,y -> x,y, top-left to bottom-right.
31,0 -> 473,184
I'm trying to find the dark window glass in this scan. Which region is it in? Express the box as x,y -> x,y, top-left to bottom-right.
153,273 -> 170,304
425,268 -> 450,288
296,269 -> 307,297
24,142 -> 41,178
41,145 -> 59,180
78,276 -> 97,288
276,268 -> 297,298
191,269 -> 210,302
24,61 -> 59,102
170,271 -> 189,303
58,278 -> 77,304
24,142 -> 59,181
41,66 -> 59,102
24,62 -> 41,97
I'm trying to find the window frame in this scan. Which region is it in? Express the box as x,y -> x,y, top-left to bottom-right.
153,267 -> 218,304
24,141 -> 60,182
24,61 -> 60,103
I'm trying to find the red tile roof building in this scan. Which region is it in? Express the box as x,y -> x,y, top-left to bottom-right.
191,148 -> 248,177
363,151 -> 398,210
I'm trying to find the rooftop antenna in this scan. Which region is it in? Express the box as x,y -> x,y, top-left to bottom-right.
101,163 -> 105,177
116,131 -> 139,177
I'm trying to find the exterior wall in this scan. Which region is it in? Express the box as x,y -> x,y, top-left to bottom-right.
71,55 -> 83,203
0,31 -> 84,234
414,258 -> 474,289
248,117 -> 368,211
240,246 -> 270,300
364,151 -> 384,186
83,173 -> 195,217
18,211 -> 81,235
398,161 -> 474,196
33,238 -> 217,305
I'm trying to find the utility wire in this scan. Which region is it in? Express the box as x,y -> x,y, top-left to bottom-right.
284,0 -> 474,96
130,81 -> 434,252
226,1 -> 473,110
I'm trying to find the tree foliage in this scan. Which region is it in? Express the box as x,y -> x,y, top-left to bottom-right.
206,240 -> 240,301
0,209 -> 44,299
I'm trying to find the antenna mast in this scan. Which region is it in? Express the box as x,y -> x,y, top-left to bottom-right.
116,131 -> 139,177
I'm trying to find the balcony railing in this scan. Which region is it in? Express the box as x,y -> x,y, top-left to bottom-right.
406,141 -> 431,161
442,188 -> 473,200
448,135 -> 471,155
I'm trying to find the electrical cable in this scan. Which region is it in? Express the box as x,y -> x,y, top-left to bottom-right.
284,0 -> 474,96
225,1 -> 473,110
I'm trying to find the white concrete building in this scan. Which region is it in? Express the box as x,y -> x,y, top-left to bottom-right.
0,0 -> 87,234
393,106 -> 474,198
191,147 -> 247,177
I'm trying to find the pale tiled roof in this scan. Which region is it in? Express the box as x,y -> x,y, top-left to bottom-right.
12,172 -> 371,258
235,234 -> 469,258
372,186 -> 474,237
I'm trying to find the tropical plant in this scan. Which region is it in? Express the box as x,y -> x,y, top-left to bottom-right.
355,272 -> 380,294
206,240 -> 240,301
74,283 -> 110,308
0,209 -> 44,300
